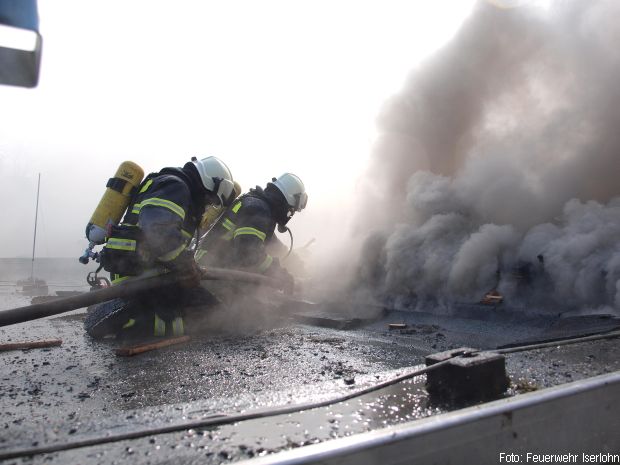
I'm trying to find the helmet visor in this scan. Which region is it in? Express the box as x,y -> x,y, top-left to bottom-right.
293,192 -> 308,212
216,178 -> 235,206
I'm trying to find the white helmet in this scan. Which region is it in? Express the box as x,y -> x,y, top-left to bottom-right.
191,156 -> 234,206
272,173 -> 308,212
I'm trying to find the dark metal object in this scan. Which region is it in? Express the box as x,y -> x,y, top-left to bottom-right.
290,313 -> 365,330
425,347 -> 509,405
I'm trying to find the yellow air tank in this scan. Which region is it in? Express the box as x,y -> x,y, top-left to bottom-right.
199,205 -> 223,232
198,180 -> 243,232
86,161 -> 144,244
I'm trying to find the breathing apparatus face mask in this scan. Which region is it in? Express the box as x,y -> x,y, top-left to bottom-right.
277,205 -> 300,233
277,192 -> 305,232
277,217 -> 291,233
209,177 -> 235,207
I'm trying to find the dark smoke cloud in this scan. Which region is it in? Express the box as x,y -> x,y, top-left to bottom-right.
354,0 -> 620,312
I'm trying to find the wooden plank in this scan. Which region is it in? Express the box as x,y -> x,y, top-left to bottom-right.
0,339 -> 62,351
115,336 -> 190,357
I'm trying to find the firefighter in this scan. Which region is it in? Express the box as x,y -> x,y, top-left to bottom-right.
85,156 -> 235,339
196,173 -> 307,294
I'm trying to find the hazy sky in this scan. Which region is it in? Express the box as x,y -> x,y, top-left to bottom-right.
0,0 -> 477,258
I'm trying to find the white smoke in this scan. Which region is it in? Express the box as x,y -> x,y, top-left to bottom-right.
353,0 -> 620,313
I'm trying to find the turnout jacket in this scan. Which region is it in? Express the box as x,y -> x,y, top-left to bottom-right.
196,187 -> 285,274
104,165 -> 208,284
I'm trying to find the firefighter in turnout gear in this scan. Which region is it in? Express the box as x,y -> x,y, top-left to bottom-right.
84,156 -> 235,340
196,173 -> 307,294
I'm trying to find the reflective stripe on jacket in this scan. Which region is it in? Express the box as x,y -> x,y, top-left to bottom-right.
196,193 -> 276,273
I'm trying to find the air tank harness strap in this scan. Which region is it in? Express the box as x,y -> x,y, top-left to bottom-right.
106,177 -> 138,197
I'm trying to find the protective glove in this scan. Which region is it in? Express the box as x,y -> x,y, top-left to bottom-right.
166,250 -> 203,288
184,258 -> 204,289
265,257 -> 295,294
280,269 -> 295,295
274,265 -> 295,295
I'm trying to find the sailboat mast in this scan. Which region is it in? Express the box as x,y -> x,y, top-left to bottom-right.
30,173 -> 41,281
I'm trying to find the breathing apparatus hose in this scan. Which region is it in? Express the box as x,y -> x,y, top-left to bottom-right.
284,226 -> 294,260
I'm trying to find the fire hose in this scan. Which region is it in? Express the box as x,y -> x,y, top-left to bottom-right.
0,267 -> 283,328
